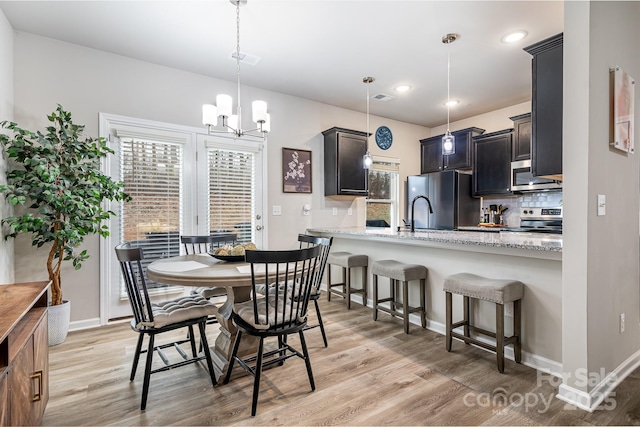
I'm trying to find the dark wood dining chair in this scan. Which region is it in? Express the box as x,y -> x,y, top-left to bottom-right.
114,243 -> 217,410
223,245 -> 322,416
297,234 -> 333,347
182,234 -> 237,322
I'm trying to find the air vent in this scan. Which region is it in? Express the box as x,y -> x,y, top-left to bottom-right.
372,93 -> 395,101
229,51 -> 261,66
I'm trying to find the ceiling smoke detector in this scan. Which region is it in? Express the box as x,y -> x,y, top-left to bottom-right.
372,93 -> 395,102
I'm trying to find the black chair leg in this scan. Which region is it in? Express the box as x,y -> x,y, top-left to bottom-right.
188,325 -> 197,358
223,330 -> 243,384
198,321 -> 217,386
299,330 -> 315,391
131,333 -> 144,381
314,298 -> 328,347
141,333 -> 155,410
251,338 -> 265,417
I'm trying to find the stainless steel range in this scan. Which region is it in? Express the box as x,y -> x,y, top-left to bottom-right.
513,207 -> 562,234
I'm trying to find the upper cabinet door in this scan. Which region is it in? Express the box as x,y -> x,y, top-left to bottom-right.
323,127 -> 369,196
419,127 -> 485,174
524,33 -> 563,180
510,113 -> 531,162
472,129 -> 514,197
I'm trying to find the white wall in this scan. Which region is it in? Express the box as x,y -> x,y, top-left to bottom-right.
12,31 -> 429,322
562,1 -> 640,406
430,101 -> 531,136
0,8 -> 14,285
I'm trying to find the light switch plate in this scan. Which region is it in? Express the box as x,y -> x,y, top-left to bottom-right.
332,207 -> 338,216
597,194 -> 606,216
348,208 -> 353,216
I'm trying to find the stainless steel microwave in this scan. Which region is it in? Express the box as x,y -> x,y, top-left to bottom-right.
511,160 -> 562,192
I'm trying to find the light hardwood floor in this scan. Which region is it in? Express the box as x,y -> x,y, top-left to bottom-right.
43,295 -> 640,426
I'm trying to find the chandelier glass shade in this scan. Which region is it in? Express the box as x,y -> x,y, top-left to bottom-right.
202,0 -> 270,139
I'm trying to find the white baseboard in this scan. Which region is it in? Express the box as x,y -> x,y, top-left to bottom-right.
69,317 -> 101,332
556,348 -> 640,412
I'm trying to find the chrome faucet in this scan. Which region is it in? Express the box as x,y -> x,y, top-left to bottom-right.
410,195 -> 434,232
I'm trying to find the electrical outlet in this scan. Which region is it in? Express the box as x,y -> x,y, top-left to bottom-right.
272,205 -> 281,216
332,207 -> 338,216
505,302 -> 514,317
620,313 -> 625,333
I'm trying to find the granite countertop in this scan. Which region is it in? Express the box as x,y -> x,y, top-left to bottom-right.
307,226 -> 563,253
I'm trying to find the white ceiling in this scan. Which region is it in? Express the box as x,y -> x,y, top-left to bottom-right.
0,0 -> 563,128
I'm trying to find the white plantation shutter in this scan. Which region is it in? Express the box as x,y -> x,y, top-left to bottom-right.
119,136 -> 183,290
208,148 -> 255,243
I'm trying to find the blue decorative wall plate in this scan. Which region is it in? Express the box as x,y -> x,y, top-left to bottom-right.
375,126 -> 393,150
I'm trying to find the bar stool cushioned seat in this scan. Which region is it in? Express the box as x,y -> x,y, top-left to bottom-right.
443,272 -> 524,373
326,252 -> 368,309
372,260 -> 427,334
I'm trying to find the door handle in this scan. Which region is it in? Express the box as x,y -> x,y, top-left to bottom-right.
256,225 -> 263,231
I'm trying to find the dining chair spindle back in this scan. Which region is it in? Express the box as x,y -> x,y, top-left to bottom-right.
223,245 -> 322,416
114,242 -> 217,410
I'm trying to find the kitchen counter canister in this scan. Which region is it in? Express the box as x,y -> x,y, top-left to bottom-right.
307,227 -> 561,261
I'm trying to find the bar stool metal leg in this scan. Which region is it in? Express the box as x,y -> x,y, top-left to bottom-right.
514,299 -> 522,363
373,274 -> 379,321
496,303 -> 505,373
420,278 -> 426,328
445,292 -> 453,352
463,296 -> 470,344
345,267 -> 351,310
402,280 -> 409,334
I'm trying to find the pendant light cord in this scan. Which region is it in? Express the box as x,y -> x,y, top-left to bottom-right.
235,2 -> 242,126
446,43 -> 451,133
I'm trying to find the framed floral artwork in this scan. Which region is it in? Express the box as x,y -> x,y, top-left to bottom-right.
283,148 -> 312,193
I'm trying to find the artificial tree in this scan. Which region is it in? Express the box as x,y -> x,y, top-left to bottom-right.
0,105 -> 129,305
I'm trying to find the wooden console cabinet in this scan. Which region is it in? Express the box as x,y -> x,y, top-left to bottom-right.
0,282 -> 50,426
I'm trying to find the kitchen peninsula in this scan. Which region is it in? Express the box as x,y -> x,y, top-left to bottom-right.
308,227 -> 563,375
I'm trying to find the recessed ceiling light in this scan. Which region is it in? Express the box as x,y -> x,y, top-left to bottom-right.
445,100 -> 459,107
395,85 -> 411,93
501,30 -> 528,43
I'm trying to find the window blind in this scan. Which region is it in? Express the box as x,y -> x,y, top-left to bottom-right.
208,148 -> 255,244
120,137 -> 183,289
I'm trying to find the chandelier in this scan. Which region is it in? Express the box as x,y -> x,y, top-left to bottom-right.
202,0 -> 270,139
442,33 -> 458,155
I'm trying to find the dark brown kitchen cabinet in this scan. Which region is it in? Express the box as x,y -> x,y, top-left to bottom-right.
510,113 -> 531,161
524,33 -> 563,180
0,282 -> 50,427
322,127 -> 369,196
472,129 -> 514,197
420,127 -> 485,174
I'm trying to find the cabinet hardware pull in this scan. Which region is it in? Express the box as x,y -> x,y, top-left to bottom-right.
31,370 -> 43,402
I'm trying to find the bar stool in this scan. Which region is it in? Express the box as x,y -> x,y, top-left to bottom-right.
371,260 -> 427,334
443,272 -> 524,373
326,252 -> 368,309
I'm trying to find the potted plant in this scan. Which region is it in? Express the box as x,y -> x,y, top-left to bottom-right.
0,105 -> 129,345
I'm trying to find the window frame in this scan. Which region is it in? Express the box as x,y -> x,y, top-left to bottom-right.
365,156 -> 400,229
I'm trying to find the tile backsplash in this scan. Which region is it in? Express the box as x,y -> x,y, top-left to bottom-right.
479,191 -> 563,227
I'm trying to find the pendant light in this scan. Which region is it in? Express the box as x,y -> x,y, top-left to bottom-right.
202,0 -> 270,140
363,76 -> 374,169
442,33 -> 458,155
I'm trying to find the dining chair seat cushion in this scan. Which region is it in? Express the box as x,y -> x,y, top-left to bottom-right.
192,286 -> 227,299
254,281 -> 318,298
234,296 -> 306,330
137,295 -> 218,329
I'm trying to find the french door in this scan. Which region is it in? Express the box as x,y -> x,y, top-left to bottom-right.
100,114 -> 265,321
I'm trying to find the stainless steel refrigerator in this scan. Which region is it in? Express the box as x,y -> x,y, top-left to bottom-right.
406,170 -> 479,230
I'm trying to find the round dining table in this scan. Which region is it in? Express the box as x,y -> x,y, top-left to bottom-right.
146,254 -> 261,381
